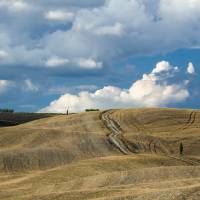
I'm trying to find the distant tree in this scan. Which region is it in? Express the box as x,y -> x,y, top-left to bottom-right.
85,109 -> 100,112
0,108 -> 14,113
179,142 -> 184,155
66,107 -> 69,115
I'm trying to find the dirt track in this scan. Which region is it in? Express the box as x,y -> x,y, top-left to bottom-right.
101,110 -> 130,154
101,109 -> 200,166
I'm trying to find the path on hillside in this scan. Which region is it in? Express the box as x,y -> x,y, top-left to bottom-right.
100,110 -> 200,166
100,110 -> 169,155
100,110 -> 131,154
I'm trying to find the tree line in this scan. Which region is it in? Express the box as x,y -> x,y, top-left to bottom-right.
0,108 -> 14,113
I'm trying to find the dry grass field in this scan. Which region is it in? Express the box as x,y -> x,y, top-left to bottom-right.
0,108 -> 200,200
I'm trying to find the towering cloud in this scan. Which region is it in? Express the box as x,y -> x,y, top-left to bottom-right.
40,61 -> 190,113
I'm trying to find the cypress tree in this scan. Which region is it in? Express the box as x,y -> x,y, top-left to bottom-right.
179,142 -> 183,155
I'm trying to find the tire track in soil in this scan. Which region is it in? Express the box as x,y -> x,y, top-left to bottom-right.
176,111 -> 196,131
183,112 -> 196,130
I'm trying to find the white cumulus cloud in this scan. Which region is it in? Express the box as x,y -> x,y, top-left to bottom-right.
46,56 -> 69,68
95,22 -> 124,36
0,80 -> 12,93
0,0 -> 29,11
45,10 -> 75,21
39,61 -> 190,113
187,62 -> 195,74
152,61 -> 171,74
1,0 -> 200,69
77,58 -> 103,69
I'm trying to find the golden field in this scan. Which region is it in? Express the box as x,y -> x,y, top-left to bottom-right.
0,108 -> 199,200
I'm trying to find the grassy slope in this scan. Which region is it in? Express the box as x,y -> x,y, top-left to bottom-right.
109,108 -> 200,157
0,108 -> 200,200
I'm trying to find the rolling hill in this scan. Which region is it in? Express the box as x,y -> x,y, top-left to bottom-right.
0,108 -> 199,200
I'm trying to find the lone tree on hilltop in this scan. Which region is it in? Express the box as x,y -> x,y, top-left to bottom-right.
66,107 -> 69,115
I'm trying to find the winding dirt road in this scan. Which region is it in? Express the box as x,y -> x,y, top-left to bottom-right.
101,110 -> 131,154
101,110 -> 200,166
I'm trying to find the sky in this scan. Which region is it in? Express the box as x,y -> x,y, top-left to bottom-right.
0,0 -> 200,113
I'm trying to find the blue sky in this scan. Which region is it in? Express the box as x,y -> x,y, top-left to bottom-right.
0,0 -> 199,113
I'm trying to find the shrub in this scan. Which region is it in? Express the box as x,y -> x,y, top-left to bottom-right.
85,109 -> 100,112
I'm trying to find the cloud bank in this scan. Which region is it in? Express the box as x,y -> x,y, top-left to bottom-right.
1,0 -> 200,70
40,61 -> 190,113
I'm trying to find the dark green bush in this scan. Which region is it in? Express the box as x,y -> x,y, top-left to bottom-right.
85,109 -> 100,112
